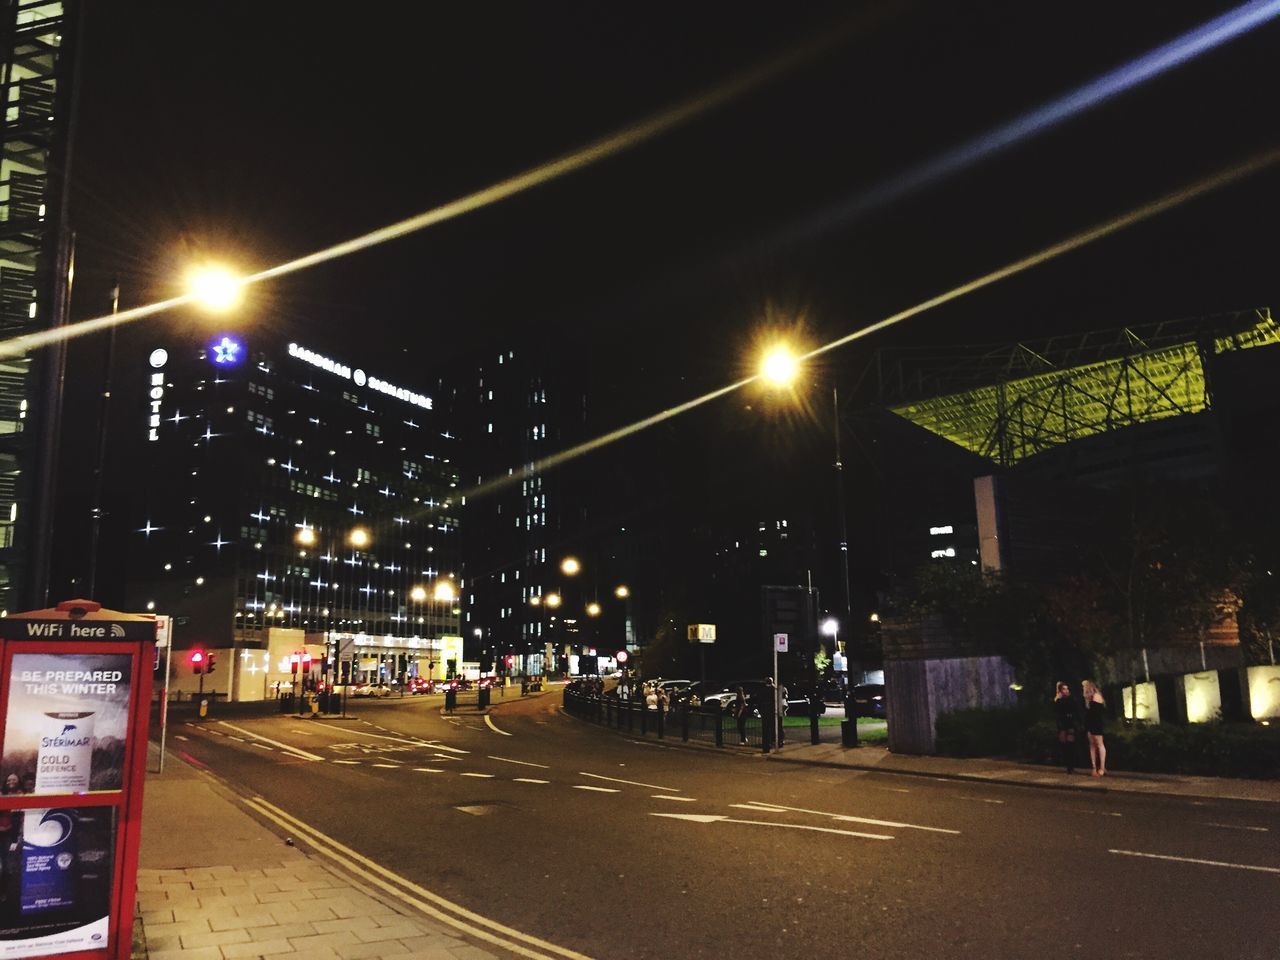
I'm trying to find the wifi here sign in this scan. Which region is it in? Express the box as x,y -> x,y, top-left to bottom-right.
0,618 -> 158,641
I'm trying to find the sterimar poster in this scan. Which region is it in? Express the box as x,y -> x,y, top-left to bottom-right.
0,654 -> 131,957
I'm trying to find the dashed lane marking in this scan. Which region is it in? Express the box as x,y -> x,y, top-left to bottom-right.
652,812 -> 893,841
372,763 -> 401,769
485,715 -> 512,737
460,773 -> 495,779
574,785 -> 620,793
414,768 -> 445,773
579,772 -> 678,791
252,743 -> 273,751
217,722 -> 325,761
514,778 -> 549,784
227,736 -> 245,742
1202,822 -> 1269,832
736,801 -> 960,835
489,756 -> 549,769
332,760 -> 360,765
653,795 -> 697,802
174,735 -> 189,742
957,796 -> 1005,805
1110,849 -> 1280,874
289,728 -> 316,736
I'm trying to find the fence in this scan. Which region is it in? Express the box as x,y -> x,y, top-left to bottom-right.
563,690 -> 773,751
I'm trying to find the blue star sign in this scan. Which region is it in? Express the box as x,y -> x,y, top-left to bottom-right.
211,335 -> 242,365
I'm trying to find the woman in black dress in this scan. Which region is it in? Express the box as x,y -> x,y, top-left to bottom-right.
1052,682 -> 1079,773
1082,680 -> 1107,777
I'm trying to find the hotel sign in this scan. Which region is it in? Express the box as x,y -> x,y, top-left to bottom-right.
288,342 -> 432,410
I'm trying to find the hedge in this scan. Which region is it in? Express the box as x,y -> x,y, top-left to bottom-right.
936,709 -> 1280,779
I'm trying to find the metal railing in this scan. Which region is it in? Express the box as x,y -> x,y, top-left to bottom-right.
563,690 -> 772,751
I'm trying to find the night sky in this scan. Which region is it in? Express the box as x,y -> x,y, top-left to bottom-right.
53,2 -> 1278,602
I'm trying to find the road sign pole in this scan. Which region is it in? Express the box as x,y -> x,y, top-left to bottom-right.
156,618 -> 174,773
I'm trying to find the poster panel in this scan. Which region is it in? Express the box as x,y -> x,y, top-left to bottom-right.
1,654 -> 133,796
0,805 -> 116,958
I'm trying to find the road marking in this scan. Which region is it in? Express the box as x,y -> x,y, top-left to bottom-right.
414,768 -> 445,773
653,795 -> 697,802
227,735 -> 245,742
252,743 -> 273,751
1069,809 -> 1123,817
736,801 -> 959,835
432,754 -> 461,762
217,721 -> 324,761
174,735 -> 189,742
243,798 -> 591,960
957,796 -> 1005,805
207,729 -> 224,736
1110,849 -> 1280,874
573,785 -> 620,793
485,715 -> 512,736
460,772 -> 495,779
489,756 -> 549,769
372,763 -> 401,769
579,772 -> 678,791
1202,822 -> 1269,832
423,741 -> 470,754
332,760 -> 360,765
289,728 -> 315,736
514,778 -> 550,784
652,813 -> 893,841
337,729 -> 437,748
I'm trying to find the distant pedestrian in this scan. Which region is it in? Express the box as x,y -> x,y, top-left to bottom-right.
1082,680 -> 1107,777
776,681 -> 789,746
1053,681 -> 1080,774
734,687 -> 749,745
444,685 -> 457,714
657,687 -> 670,714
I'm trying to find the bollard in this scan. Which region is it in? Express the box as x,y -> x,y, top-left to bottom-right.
199,698 -> 209,719
810,711 -> 820,745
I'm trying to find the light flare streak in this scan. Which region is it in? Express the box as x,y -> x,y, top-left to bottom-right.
0,4 -> 898,362
460,146 -> 1279,506
777,0 -> 1280,246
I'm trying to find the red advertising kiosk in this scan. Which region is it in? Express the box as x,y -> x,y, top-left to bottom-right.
0,600 -> 155,960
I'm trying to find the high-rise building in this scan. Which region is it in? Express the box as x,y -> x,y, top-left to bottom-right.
0,0 -> 81,611
125,332 -> 463,698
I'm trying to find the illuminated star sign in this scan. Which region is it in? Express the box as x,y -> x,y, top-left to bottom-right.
211,336 -> 242,365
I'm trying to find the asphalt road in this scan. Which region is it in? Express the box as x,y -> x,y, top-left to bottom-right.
164,689 -> 1280,960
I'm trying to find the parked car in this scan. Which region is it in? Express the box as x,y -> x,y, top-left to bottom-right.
703,681 -> 768,716
353,681 -> 394,698
408,677 -> 434,695
785,685 -> 828,717
850,683 -> 886,718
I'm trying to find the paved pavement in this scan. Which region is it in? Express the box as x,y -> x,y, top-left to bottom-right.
136,744 -> 505,960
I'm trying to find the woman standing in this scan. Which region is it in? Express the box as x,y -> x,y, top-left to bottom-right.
1082,680 -> 1107,777
1052,682 -> 1080,773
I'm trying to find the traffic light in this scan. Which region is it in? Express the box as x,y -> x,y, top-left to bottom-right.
206,652 -> 217,675
189,650 -> 206,675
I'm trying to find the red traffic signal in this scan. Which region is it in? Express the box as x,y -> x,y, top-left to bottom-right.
206,652 -> 217,675
189,650 -> 206,675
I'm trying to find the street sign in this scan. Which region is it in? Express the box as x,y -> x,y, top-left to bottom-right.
687,623 -> 716,644
155,614 -> 171,648
616,650 -> 630,664
774,633 -> 789,653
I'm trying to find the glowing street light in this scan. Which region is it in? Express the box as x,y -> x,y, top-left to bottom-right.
529,596 -> 542,606
759,344 -> 800,388
544,593 -> 562,609
348,527 -> 371,548
296,526 -> 316,547
432,580 -> 456,603
560,557 -> 581,576
586,602 -> 602,617
410,585 -> 427,603
821,617 -> 840,637
614,585 -> 630,599
186,264 -> 244,312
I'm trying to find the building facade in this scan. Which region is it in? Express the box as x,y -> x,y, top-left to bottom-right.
125,332 -> 463,698
0,0 -> 81,611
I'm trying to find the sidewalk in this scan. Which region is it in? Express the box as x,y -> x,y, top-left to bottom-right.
764,740 -> 1280,803
136,746 -> 503,960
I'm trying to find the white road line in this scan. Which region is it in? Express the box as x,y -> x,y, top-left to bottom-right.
372,763 -> 401,769
336,729 -> 438,748
227,736 -> 245,742
1110,849 -> 1280,874
514,778 -> 550,784
414,768 -> 445,773
174,735 -> 189,742
957,796 -> 1005,805
489,756 -> 549,769
737,801 -> 959,835
1069,810 -> 1123,817
573,785 -> 620,793
653,795 -> 697,802
1203,822 -> 1269,832
485,715 -> 512,737
432,754 -> 461,762
252,743 -> 273,751
207,729 -> 224,736
461,773 -> 495,779
652,813 -> 893,841
332,760 -> 360,765
217,721 -> 325,761
579,772 -> 678,791
289,728 -> 315,736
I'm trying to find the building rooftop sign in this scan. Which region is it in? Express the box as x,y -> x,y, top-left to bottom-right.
288,342 -> 432,410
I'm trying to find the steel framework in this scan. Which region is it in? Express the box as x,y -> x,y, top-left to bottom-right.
877,308 -> 1276,466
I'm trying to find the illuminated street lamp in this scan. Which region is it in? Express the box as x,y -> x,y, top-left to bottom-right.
186,264 -> 244,312
544,593 -> 562,609
614,584 -> 630,599
410,585 -> 428,603
432,580 -> 457,603
759,343 -> 801,388
348,527 -> 371,549
586,602 -> 602,617
560,557 -> 581,576
296,526 -> 316,547
529,595 -> 542,606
